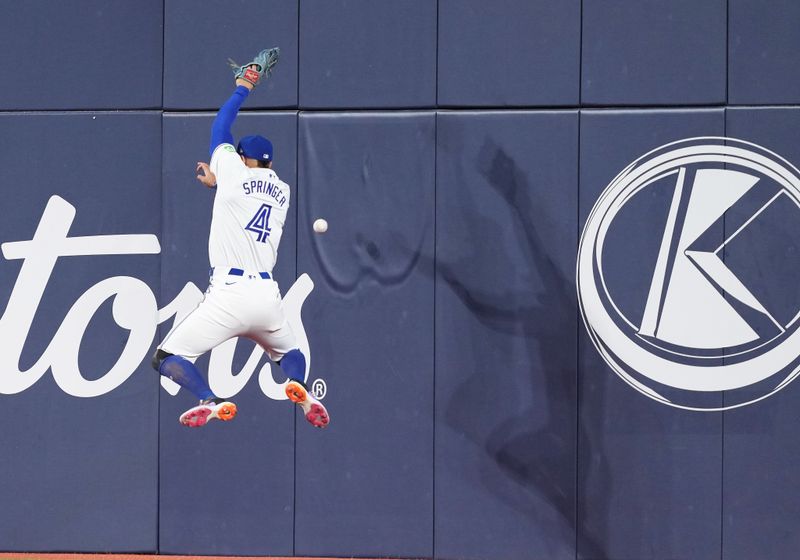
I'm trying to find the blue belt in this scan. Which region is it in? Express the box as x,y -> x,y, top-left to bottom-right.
213,267 -> 270,279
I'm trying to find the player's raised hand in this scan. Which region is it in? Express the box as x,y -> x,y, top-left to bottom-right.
196,162 -> 217,188
229,47 -> 280,89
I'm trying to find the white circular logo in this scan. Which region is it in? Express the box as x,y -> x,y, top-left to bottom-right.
578,137 -> 800,411
311,378 -> 327,400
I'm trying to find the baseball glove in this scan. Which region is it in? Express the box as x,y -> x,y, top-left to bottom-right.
228,47 -> 280,86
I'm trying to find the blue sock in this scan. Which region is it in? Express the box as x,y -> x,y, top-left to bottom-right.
159,355 -> 215,401
280,349 -> 306,383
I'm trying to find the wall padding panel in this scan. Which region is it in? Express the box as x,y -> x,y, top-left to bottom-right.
163,0 -> 298,109
438,0 -> 580,107
728,0 -> 800,104
294,112 -> 435,558
581,0 -> 726,106
722,107 -> 800,560
299,0 -> 437,108
578,109 -> 725,560
435,111 -> 579,560
0,112 -> 161,551
0,0 -> 162,110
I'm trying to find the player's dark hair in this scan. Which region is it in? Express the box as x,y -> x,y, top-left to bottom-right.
257,160 -> 271,169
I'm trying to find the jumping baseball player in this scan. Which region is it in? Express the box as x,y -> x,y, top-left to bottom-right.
151,48 -> 329,429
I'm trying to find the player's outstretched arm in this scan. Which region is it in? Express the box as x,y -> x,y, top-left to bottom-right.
209,48 -> 280,158
209,83 -> 251,158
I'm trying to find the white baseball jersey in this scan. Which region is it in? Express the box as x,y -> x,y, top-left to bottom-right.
159,143 -> 298,362
208,143 -> 291,274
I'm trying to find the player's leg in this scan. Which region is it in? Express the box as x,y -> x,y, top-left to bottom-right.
152,349 -> 237,427
152,293 -> 241,427
277,348 -> 306,384
278,350 -> 330,429
248,316 -> 330,429
152,349 -> 214,401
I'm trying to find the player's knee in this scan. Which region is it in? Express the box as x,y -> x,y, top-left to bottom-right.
151,349 -> 173,372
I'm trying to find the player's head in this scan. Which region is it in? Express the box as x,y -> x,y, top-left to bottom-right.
237,135 -> 273,169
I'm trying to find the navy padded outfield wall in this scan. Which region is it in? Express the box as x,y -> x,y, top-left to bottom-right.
577,109 -> 726,560
295,113 -> 435,558
437,0 -> 580,107
722,108 -> 800,560
1,1 -> 800,559
0,1 -> 163,110
435,111 -> 578,560
0,113 -> 162,551
163,0 -> 299,109
581,0 -> 727,106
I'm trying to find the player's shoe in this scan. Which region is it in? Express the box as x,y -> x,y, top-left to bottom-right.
285,380 -> 330,428
179,398 -> 237,427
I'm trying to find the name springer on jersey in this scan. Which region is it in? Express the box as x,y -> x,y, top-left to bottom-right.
242,178 -> 287,206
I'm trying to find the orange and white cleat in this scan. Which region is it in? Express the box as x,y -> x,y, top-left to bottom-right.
285,380 -> 330,428
179,398 -> 237,428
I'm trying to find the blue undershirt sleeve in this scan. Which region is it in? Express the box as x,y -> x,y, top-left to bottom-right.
209,85 -> 250,158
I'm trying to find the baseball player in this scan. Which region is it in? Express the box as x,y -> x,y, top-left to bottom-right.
151,48 -> 329,429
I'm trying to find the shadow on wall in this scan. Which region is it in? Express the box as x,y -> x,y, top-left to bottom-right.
344,130 -> 613,556
434,139 -> 611,558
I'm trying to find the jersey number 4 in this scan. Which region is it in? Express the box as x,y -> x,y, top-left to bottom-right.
245,204 -> 273,243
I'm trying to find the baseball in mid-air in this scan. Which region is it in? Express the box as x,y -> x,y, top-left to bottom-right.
313,218 -> 328,233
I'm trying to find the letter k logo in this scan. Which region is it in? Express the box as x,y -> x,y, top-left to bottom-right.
640,166 -> 783,349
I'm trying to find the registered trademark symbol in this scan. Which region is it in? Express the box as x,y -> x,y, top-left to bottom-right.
311,378 -> 327,400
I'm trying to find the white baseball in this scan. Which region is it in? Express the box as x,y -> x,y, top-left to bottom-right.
313,218 -> 328,233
